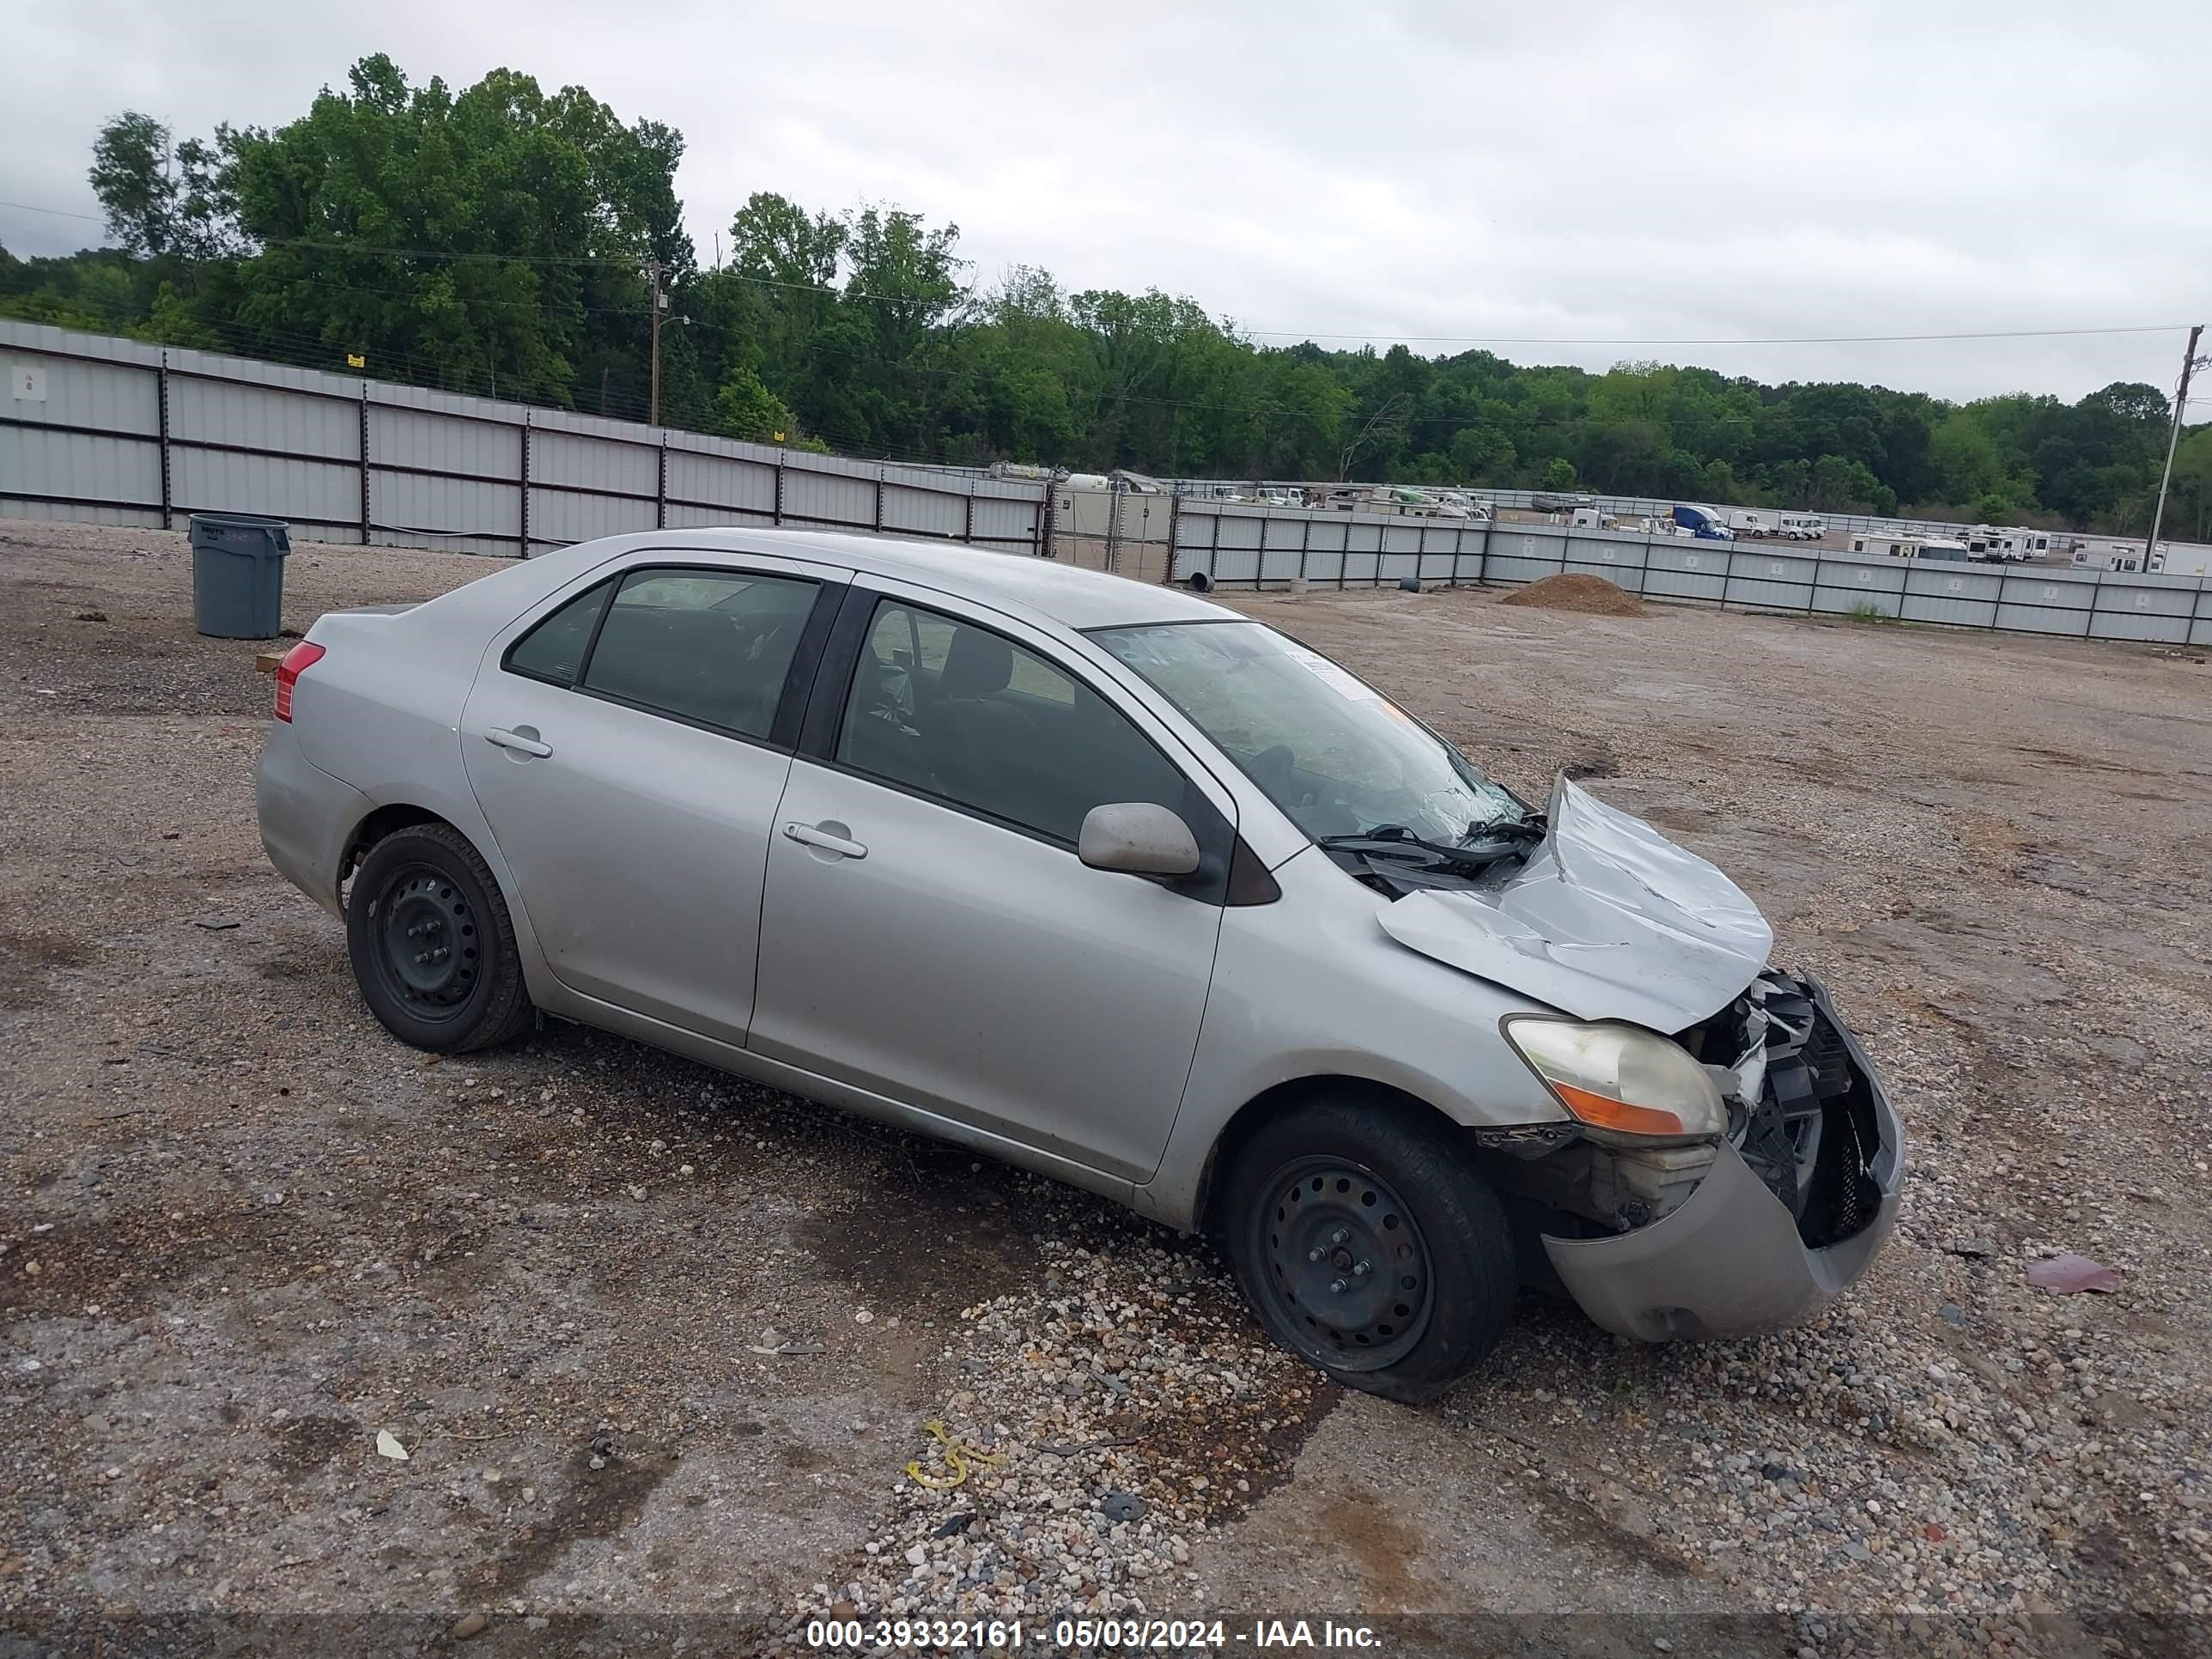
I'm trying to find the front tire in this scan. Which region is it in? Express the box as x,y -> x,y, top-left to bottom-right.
1223,1096 -> 1515,1404
346,823 -> 533,1054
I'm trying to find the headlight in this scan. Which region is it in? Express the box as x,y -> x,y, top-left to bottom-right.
1501,1016 -> 1727,1140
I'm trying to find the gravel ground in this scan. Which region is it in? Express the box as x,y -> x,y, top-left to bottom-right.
1,521 -> 2206,1657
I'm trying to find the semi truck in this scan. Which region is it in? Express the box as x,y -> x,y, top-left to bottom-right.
1671,504 -> 1736,540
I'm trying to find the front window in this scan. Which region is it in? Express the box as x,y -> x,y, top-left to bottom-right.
1092,622 -> 1521,844
840,599 -> 1189,846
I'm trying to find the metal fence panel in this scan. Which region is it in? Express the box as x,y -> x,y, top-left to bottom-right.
531,428 -> 655,498
525,483 -> 657,550
1642,542 -> 1729,603
879,483 -> 966,538
2087,580 -> 2199,643
1210,512 -> 1264,584
2,346 -> 157,437
1724,549 -> 1820,612
0,425 -> 160,513
172,447 -> 359,531
1340,518 -> 1391,586
968,494 -> 1041,549
170,374 -> 357,462
665,447 -> 777,519
1255,512 -> 1307,584
1418,525 -> 1467,582
1,320 -> 1048,558
1298,514 -> 1347,583
370,404 -> 521,480
780,465 -> 877,530
2000,571 -> 2096,611
373,471 -> 520,555
1809,556 -> 1910,617
1898,562 -> 2005,627
1564,532 -> 1651,590
0,492 -> 161,528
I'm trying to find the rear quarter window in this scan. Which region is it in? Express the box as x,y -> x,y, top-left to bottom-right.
505,579 -> 615,685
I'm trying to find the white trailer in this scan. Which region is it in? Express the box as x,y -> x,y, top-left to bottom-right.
1850,533 -> 1970,561
1964,525 -> 2058,562
2071,537 -> 2168,573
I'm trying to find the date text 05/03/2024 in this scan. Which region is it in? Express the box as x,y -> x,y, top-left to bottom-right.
802,1617 -> 1382,1650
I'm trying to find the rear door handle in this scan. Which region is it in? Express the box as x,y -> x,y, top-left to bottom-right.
782,822 -> 867,860
484,727 -> 553,757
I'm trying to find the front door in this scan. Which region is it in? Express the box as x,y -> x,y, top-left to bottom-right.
750,589 -> 1231,1181
460,558 -> 837,1046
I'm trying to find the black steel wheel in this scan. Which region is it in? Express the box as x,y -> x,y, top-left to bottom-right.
347,822 -> 533,1054
1251,1157 -> 1433,1371
370,863 -> 481,1017
1223,1095 -> 1515,1403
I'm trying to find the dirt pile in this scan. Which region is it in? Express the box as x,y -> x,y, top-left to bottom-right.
1498,573 -> 1645,616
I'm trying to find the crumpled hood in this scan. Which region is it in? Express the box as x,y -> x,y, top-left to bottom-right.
1374,775 -> 1772,1032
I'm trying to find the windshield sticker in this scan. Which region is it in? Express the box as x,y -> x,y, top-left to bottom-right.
1281,643 -> 1379,701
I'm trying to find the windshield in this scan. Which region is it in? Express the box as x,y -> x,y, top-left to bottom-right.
1092,621 -> 1522,844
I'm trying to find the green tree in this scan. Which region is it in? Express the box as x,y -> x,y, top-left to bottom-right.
216,55 -> 692,404
88,112 -> 234,259
707,363 -> 797,442
16,59 -> 2197,534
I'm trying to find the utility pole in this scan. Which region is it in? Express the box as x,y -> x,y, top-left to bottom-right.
2145,323 -> 2205,571
647,260 -> 665,428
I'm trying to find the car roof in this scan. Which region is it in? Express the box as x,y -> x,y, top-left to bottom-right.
560,527 -> 1235,632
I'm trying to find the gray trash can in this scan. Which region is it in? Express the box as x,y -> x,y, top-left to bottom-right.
189,513 -> 291,639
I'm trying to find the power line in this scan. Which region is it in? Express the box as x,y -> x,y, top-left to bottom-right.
1230,324 -> 2194,346
0,198 -> 102,220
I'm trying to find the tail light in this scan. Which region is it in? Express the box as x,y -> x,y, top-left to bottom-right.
273,641 -> 325,722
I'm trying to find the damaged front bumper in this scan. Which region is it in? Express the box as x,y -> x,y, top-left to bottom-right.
1542,976 -> 1904,1342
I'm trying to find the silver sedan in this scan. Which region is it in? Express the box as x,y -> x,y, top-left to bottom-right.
258,530 -> 1902,1401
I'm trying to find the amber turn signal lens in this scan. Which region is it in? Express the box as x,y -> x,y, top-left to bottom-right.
1552,1082 -> 1687,1138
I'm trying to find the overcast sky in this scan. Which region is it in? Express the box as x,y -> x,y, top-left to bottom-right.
3,0 -> 2206,404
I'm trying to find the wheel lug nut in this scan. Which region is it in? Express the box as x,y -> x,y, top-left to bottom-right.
1307,1248 -> 1325,1262
1353,1261 -> 1370,1277
1330,1228 -> 1348,1245
1328,1278 -> 1347,1294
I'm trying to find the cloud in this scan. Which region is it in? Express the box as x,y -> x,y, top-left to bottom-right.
3,0 -> 2203,401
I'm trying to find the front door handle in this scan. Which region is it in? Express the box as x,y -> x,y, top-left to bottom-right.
484,727 -> 553,757
782,821 -> 868,860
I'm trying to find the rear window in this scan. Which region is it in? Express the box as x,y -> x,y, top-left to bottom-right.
580,567 -> 820,740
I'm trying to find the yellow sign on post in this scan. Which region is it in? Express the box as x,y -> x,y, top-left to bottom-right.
772,430 -> 786,443
346,352 -> 366,368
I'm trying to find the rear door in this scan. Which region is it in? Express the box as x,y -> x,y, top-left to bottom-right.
749,582 -> 1236,1181
460,554 -> 841,1046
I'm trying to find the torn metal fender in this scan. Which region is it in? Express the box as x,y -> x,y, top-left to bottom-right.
1376,775 -> 1774,1030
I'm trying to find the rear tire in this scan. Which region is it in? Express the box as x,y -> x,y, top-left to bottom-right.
1223,1096 -> 1515,1404
346,823 -> 533,1054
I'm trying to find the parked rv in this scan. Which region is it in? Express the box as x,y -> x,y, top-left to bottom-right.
1849,534 -> 1968,561
1963,525 -> 2056,562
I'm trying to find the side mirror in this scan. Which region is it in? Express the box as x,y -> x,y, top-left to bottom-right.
1079,802 -> 1201,878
